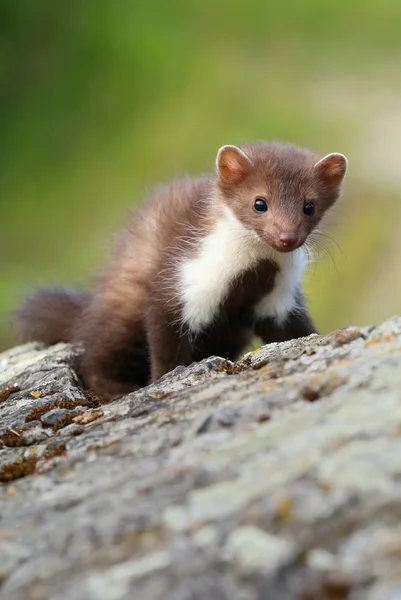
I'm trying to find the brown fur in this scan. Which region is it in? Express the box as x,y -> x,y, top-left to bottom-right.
16,288 -> 91,345
15,142 -> 347,399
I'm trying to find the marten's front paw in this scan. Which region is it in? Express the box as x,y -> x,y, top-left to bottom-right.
83,370 -> 139,401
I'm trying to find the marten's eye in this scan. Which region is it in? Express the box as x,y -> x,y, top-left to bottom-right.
254,198 -> 268,213
304,202 -> 315,216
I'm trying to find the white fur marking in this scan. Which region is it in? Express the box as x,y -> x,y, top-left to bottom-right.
254,248 -> 307,325
179,207 -> 307,332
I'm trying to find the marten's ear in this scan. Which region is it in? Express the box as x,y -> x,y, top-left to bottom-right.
216,145 -> 253,185
314,153 -> 348,188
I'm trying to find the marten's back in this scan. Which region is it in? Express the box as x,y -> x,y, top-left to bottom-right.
15,175 -> 214,348
124,175 -> 214,264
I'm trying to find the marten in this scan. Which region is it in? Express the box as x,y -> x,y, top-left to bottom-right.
16,141 -> 348,399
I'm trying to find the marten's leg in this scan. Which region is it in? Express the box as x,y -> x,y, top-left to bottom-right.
254,293 -> 317,344
192,321 -> 253,363
145,301 -> 192,382
76,281 -> 150,400
142,263 -> 193,381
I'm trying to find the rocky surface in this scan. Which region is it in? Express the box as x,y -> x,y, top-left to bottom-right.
1,318 -> 401,599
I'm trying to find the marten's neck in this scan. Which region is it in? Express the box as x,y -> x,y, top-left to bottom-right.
179,203 -> 307,333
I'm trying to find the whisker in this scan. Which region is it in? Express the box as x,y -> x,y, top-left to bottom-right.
307,231 -> 340,274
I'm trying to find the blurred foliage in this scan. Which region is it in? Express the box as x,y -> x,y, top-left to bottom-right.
1,0 -> 401,349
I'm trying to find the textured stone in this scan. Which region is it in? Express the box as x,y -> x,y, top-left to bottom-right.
223,526 -> 294,572
40,408 -> 76,430
1,318 -> 401,598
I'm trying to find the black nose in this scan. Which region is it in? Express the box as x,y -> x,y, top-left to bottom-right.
279,233 -> 298,249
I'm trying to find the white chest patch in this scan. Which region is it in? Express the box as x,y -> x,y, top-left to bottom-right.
179,207 -> 307,332
253,247 -> 307,325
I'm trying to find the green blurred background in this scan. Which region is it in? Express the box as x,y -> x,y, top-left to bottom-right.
1,0 -> 401,351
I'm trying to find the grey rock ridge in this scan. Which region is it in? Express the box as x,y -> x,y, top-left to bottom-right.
1,318 -> 401,600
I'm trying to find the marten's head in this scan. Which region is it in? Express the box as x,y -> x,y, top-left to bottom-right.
215,142 -> 347,253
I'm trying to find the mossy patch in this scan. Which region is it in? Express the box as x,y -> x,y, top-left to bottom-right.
0,456 -> 38,483
0,383 -> 20,403
0,427 -> 26,447
25,399 -> 82,423
24,390 -> 106,424
44,439 -> 67,459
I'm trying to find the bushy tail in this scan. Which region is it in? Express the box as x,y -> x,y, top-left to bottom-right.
15,287 -> 92,345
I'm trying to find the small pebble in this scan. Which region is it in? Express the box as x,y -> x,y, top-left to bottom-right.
40,408 -> 75,430
73,409 -> 103,425
300,385 -> 320,402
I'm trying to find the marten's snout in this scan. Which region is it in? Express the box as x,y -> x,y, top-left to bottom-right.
279,232 -> 299,250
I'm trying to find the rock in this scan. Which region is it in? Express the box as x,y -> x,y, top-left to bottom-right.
40,408 -> 76,430
1,318 -> 401,598
223,526 -> 295,573
72,409 -> 104,425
